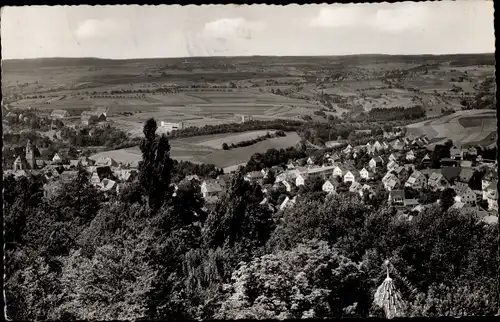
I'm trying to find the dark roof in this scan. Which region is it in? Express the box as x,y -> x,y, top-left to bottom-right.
96,166 -> 113,180
441,166 -> 461,182
389,190 -> 405,199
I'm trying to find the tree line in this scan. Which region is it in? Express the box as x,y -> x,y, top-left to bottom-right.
222,130 -> 286,150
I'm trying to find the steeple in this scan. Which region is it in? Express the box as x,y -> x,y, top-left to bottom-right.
25,139 -> 36,169
373,260 -> 407,319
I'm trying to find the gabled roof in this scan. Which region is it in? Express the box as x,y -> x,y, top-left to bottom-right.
441,166 -> 461,182
50,109 -> 70,117
454,182 -> 474,196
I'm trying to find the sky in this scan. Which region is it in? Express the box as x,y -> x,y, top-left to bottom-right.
1,1 -> 495,59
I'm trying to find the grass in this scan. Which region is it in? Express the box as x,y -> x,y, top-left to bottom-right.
90,131 -> 300,168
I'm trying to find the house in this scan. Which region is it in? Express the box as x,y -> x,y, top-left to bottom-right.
388,153 -> 398,162
482,169 -> 498,192
460,160 -> 473,168
95,157 -> 118,167
382,142 -> 390,150
307,157 -> 315,165
343,170 -> 359,184
405,170 -> 427,190
450,146 -> 464,160
81,113 -> 99,126
100,178 -> 117,192
245,171 -> 264,182
406,150 -> 416,161
69,159 -> 82,168
115,169 -> 138,182
296,173 -> 308,186
322,179 -> 338,194
441,166 -> 461,184
467,147 -> 478,156
382,173 -> 400,191
81,110 -> 107,124
440,158 -> 459,167
349,182 -> 364,197
454,182 -> 476,206
280,180 -> 293,192
421,154 -> 432,168
359,167 -> 373,180
373,141 -> 383,152
369,156 -> 384,169
428,172 -> 449,191
484,181 -> 498,212
52,153 -> 63,163
388,190 -> 405,206
393,165 -> 408,181
50,109 -> 70,119
343,144 -> 353,154
279,196 -> 296,211
201,180 -> 223,199
404,198 -> 419,207
366,145 -> 376,156
391,140 -> 404,151
458,168 -> 474,183
286,161 -> 296,170
79,156 -> 95,167
333,165 -> 346,178
387,160 -> 399,172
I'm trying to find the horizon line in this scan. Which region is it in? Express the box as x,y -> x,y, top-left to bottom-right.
2,52 -> 496,62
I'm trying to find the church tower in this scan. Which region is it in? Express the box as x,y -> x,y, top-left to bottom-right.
25,139 -> 36,169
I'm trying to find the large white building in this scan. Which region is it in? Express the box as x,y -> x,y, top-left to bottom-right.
160,121 -> 184,133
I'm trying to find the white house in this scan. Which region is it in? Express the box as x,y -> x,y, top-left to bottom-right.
307,157 -> 315,166
343,144 -> 353,154
387,160 -> 399,172
281,180 -> 293,192
484,181 -> 498,211
360,168 -> 372,180
333,165 -> 346,178
200,180 -> 223,199
405,171 -> 427,190
279,196 -> 297,211
382,172 -> 400,191
388,153 -> 398,162
373,141 -> 383,152
406,150 -> 415,161
343,170 -> 358,184
322,179 -> 338,194
296,173 -> 308,186
369,156 -> 384,169
453,182 -> 476,206
52,153 -> 62,163
428,172 -> 449,191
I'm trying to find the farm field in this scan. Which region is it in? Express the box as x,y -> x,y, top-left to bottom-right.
90,131 -> 301,169
405,109 -> 496,147
3,54 -> 494,124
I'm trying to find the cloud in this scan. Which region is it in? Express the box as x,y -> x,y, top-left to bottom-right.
203,17 -> 266,40
75,18 -> 127,39
371,3 -> 430,33
309,6 -> 367,28
309,3 -> 431,33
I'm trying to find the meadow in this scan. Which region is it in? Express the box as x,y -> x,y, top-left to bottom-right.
89,131 -> 301,170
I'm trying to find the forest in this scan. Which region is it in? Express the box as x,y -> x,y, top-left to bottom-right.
4,118 -> 499,320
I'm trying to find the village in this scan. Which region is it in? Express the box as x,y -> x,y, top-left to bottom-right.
4,130 -> 498,225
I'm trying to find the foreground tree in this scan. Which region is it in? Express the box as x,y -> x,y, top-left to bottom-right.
216,240 -> 370,319
139,118 -> 174,211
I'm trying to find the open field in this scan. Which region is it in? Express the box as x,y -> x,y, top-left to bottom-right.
89,131 -> 301,168
3,54 -> 494,124
405,109 -> 496,147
